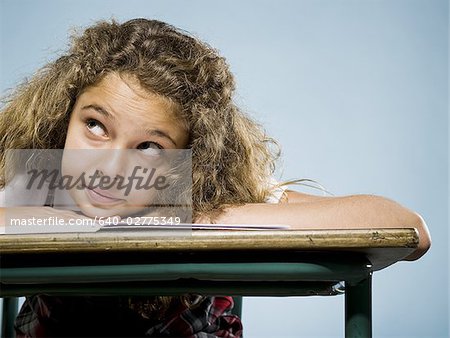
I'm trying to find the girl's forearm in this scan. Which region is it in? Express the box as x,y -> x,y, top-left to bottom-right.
212,194 -> 431,261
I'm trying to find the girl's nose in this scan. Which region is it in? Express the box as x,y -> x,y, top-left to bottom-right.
95,149 -> 129,181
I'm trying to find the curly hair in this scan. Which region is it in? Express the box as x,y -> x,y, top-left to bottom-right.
0,18 -> 280,320
0,18 -> 279,216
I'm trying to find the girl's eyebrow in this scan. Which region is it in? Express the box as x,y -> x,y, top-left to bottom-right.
81,104 -> 115,120
146,129 -> 177,147
81,104 -> 177,146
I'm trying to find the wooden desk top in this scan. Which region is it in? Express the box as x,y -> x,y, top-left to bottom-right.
0,228 -> 418,271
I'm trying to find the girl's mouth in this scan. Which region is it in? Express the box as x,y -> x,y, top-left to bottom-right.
85,187 -> 125,205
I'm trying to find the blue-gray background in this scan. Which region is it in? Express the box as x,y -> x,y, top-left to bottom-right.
0,0 -> 448,337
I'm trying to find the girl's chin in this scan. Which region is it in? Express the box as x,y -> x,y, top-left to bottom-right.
77,205 -> 145,218
80,206 -> 124,218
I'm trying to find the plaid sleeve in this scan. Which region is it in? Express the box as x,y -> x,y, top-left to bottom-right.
145,296 -> 243,338
15,295 -> 242,338
14,295 -> 62,337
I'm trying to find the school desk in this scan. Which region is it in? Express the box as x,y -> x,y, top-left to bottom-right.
0,228 -> 418,338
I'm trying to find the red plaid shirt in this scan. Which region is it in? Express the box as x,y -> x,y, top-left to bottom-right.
15,295 -> 242,337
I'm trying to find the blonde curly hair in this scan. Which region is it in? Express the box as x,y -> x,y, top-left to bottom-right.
0,18 -> 280,319
0,18 -> 279,217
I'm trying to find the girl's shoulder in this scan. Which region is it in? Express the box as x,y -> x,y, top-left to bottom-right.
265,177 -> 288,204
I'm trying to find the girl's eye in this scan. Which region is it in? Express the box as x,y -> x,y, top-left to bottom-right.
137,141 -> 163,156
86,119 -> 107,137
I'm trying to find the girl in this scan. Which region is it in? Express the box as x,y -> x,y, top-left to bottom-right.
0,18 -> 431,337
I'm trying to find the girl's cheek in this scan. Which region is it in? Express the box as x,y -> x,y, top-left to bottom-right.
65,128 -> 93,149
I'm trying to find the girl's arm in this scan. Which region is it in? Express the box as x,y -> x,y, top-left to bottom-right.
210,191 -> 431,261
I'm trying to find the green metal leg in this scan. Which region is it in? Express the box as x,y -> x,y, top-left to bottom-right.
1,297 -> 18,338
345,274 -> 372,338
231,296 -> 242,317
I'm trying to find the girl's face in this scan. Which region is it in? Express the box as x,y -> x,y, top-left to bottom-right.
62,72 -> 189,218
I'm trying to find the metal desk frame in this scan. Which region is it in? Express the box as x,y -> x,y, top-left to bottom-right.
0,228 -> 418,338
